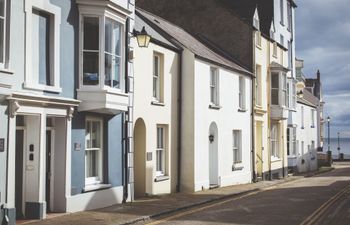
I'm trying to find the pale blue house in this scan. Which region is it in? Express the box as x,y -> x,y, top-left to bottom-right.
0,0 -> 135,224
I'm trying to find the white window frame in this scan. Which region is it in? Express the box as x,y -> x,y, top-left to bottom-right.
311,109 -> 315,128
239,76 -> 246,110
0,0 -> 7,68
210,67 -> 219,105
271,123 -> 279,158
233,130 -> 242,164
85,117 -> 104,186
280,0 -> 284,25
255,31 -> 261,47
273,42 -> 278,58
287,1 -> 292,30
78,8 -> 126,93
292,82 -> 296,109
255,65 -> 262,106
301,106 -> 305,129
24,0 -> 61,93
287,127 -> 297,156
153,53 -> 163,102
156,126 -> 166,177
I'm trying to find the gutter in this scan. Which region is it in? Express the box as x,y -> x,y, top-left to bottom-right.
251,30 -> 256,182
123,18 -> 130,203
176,50 -> 183,192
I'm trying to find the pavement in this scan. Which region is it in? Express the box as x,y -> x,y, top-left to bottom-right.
20,166 -> 334,225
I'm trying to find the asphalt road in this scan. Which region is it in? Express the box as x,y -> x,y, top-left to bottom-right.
145,162 -> 350,225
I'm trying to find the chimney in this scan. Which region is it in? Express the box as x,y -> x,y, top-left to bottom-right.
317,70 -> 320,81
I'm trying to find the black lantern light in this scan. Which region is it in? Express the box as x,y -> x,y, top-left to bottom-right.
133,26 -> 151,48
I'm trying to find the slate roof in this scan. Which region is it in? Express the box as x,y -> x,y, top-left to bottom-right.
136,8 -> 252,76
297,89 -> 319,108
135,14 -> 179,51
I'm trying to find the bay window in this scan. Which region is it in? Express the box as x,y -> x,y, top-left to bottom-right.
85,118 -> 103,185
81,14 -> 124,90
271,72 -> 287,106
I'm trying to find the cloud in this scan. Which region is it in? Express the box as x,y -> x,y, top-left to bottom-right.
295,0 -> 350,137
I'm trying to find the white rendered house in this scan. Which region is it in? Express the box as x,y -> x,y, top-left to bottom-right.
136,8 -> 253,192
133,13 -> 180,196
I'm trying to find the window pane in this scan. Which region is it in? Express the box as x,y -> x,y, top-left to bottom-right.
154,56 -> 159,77
86,121 -> 91,148
83,52 -> 99,85
114,23 -> 121,56
0,0 -> 4,17
156,150 -> 162,172
91,121 -> 101,148
271,74 -> 279,88
0,18 -> 4,63
32,10 -> 51,86
272,89 -> 279,105
105,19 -> 112,54
84,17 -> 99,51
86,150 -> 98,178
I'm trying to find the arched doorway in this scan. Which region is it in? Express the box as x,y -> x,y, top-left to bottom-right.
134,118 -> 146,198
208,122 -> 219,187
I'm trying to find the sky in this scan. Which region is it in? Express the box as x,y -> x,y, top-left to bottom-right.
295,0 -> 350,138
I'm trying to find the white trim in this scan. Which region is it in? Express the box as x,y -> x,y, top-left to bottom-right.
85,117 -> 104,187
24,0 -> 61,92
0,0 -> 7,68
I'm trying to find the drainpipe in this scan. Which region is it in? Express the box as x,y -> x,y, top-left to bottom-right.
122,18 -> 130,203
176,51 -> 183,192
251,30 -> 256,183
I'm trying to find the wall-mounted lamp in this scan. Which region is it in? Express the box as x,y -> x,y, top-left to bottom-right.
133,26 -> 151,48
209,134 -> 214,143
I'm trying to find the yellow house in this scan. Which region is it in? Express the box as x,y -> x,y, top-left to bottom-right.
254,24 -> 289,180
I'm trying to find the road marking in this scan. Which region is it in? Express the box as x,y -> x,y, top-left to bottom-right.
299,184 -> 350,225
146,179 -> 301,225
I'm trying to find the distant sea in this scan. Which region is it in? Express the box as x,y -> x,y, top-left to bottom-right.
324,138 -> 350,159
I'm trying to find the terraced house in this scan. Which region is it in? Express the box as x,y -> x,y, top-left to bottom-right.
136,0 -> 297,180
0,0 -> 136,224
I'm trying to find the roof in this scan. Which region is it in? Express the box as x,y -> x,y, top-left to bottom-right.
135,14 -> 179,51
297,89 -> 319,108
218,0 -> 274,37
136,8 -> 252,76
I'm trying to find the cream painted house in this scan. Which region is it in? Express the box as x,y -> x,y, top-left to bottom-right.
133,14 -> 180,196
136,8 -> 253,192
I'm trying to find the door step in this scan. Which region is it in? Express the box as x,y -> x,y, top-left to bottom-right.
256,176 -> 263,182
209,184 -> 219,189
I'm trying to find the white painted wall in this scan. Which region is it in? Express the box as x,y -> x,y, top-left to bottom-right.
289,102 -> 318,173
192,59 -> 252,191
133,41 -> 179,195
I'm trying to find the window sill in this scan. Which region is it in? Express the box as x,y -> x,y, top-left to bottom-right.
0,68 -> 14,75
232,163 -> 244,171
256,44 -> 262,50
24,82 -> 62,93
154,175 -> 170,182
271,157 -> 282,163
151,101 -> 165,107
209,104 -> 221,110
238,108 -> 247,113
83,183 -> 111,193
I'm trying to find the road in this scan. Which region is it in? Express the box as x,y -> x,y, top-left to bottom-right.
145,162 -> 350,225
